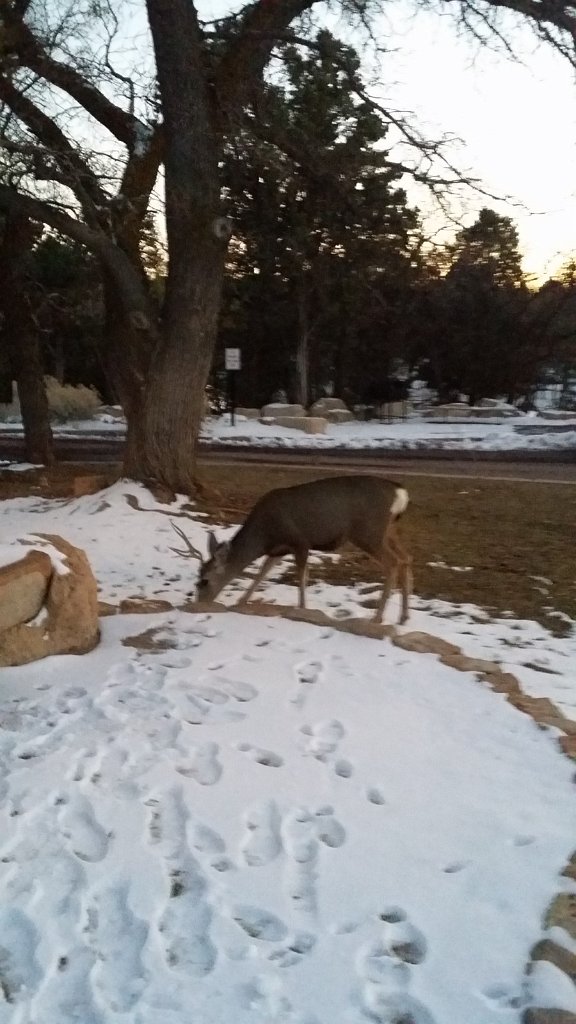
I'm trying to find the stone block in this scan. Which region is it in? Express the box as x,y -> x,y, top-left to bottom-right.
261,403 -> 306,418
323,409 -> 355,423
530,939 -> 576,981
73,474 -> 111,497
235,407 -> 260,419
0,535 -> 99,667
259,416 -> 327,434
392,631 -> 461,657
523,1011 -> 576,1024
309,397 -> 348,414
0,550 -> 53,632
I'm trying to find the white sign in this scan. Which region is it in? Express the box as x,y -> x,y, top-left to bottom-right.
225,348 -> 241,371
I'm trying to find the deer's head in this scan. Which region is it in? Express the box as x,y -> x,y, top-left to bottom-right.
196,531 -> 232,602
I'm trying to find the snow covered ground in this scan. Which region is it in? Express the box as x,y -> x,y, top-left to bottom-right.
201,413 -> 576,453
2,410 -> 576,454
1,482 -> 576,1024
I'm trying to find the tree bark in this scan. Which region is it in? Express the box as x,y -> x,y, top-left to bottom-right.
295,276 -> 310,408
0,212 -> 54,465
142,0 -> 229,492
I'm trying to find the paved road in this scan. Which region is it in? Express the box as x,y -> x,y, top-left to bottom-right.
1,433 -> 576,482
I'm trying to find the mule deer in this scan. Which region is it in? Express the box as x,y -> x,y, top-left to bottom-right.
179,475 -> 412,624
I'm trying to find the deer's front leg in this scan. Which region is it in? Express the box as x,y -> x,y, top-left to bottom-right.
237,556 -> 280,606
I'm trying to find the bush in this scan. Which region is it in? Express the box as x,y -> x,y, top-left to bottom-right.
0,377 -> 102,423
45,377 -> 102,421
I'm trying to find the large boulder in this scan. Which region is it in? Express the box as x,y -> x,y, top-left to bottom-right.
259,415 -> 327,434
309,399 -> 354,423
235,407 -> 260,419
0,535 -> 100,667
309,397 -> 348,414
261,403 -> 306,418
0,549 -> 53,632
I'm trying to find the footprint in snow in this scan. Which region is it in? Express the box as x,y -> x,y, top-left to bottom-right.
232,905 -> 288,942
481,981 -> 525,1009
83,883 -> 148,1013
30,946 -> 101,1024
443,860 -> 468,874
366,787 -> 386,806
281,807 -> 319,916
175,741 -> 222,785
57,793 -> 110,862
146,788 -> 217,976
237,743 -> 284,768
378,906 -> 428,965
353,909 -> 435,1024
334,758 -> 354,779
214,676 -> 258,702
300,719 -> 345,761
313,808 -> 346,849
360,988 -> 438,1024
294,660 -> 324,686
267,930 -> 317,968
0,907 -> 42,1004
512,834 -> 536,847
241,801 -> 282,867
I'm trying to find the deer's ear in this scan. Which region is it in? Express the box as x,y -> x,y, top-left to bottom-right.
208,531 -> 218,558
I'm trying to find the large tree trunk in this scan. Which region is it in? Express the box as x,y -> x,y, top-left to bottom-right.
295,276 -> 309,408
143,0 -> 230,493
0,212 -> 54,465
139,255 -> 224,493
98,270 -> 155,480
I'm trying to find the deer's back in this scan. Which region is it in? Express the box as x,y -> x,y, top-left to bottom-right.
245,475 -> 404,555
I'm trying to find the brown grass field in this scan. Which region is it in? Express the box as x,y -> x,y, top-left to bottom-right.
1,461 -> 574,634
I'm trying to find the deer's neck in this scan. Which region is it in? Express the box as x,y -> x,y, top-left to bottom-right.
229,520 -> 267,572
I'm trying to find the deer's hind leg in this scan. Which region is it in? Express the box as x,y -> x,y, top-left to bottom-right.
385,522 -> 412,624
366,524 -> 411,626
294,549 -> 309,608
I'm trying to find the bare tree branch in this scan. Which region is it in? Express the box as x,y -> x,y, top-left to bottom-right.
0,73 -> 109,219
1,1 -> 149,147
0,183 -> 155,328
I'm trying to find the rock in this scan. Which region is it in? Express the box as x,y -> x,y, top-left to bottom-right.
530,939 -> 576,981
511,695 -> 571,730
259,416 -> 327,434
441,654 -> 502,675
323,409 -> 354,423
560,735 -> 576,759
309,397 -> 348,414
73,474 -> 111,497
119,597 -> 173,614
523,1011 -> 576,1024
0,549 -> 52,632
562,856 -> 576,882
97,404 -> 124,420
0,535 -> 100,667
377,397 -> 407,417
261,403 -> 306,418
235,407 -> 260,419
422,403 -> 470,419
482,670 -> 522,695
392,631 -> 461,657
98,601 -> 118,617
544,894 -> 576,939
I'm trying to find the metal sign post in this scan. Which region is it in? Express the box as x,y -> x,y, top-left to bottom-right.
224,348 -> 241,426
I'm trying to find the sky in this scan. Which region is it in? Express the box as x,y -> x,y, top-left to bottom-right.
367,3 -> 576,282
115,0 -> 576,281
